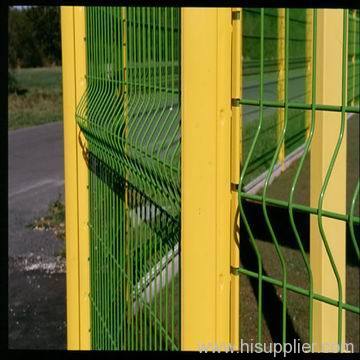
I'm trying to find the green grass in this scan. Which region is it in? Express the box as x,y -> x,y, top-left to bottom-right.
243,8 -> 307,62
27,194 -> 65,256
242,109 -> 307,185
8,67 -> 63,130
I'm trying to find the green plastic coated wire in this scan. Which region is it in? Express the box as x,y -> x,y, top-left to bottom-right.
76,7 -> 181,350
236,8 -> 359,349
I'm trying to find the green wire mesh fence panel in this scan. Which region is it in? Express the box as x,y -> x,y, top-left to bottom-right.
76,7 -> 181,350
242,8 -> 309,185
233,8 -> 360,350
241,8 -> 360,187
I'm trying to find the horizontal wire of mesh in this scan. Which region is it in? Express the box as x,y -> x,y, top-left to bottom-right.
234,8 -> 360,350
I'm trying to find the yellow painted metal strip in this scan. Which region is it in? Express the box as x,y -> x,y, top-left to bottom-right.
310,9 -> 346,352
215,9 -> 232,346
61,6 -> 90,350
230,7 -> 241,350
181,8 -> 232,350
73,6 -> 90,350
61,6 -> 80,350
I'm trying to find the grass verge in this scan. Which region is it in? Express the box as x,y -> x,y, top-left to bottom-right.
8,67 -> 63,130
27,194 -> 65,257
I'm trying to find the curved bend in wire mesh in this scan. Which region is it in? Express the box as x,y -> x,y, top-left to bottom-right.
76,7 -> 181,216
234,8 -> 360,350
75,7 -> 181,351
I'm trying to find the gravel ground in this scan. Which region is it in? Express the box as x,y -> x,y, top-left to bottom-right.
8,122 -> 66,349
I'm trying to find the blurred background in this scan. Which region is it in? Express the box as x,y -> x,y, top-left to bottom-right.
8,6 -> 62,129
8,6 -> 66,349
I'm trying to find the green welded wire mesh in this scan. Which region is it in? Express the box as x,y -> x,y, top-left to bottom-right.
75,7 -> 181,350
241,8 -> 360,186
233,8 -> 360,350
77,6 -> 181,216
242,8 -> 310,184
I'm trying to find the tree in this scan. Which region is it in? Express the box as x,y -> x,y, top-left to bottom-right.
26,6 -> 61,66
8,6 -> 61,68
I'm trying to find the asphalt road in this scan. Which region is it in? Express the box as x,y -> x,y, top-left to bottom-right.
8,122 -> 66,349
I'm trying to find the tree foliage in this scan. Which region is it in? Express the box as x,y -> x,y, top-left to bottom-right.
8,6 -> 61,68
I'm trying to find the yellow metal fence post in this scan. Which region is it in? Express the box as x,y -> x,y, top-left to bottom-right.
61,6 -> 90,350
61,7 -> 79,349
230,7 -> 242,350
181,8 -> 232,351
310,9 -> 346,352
